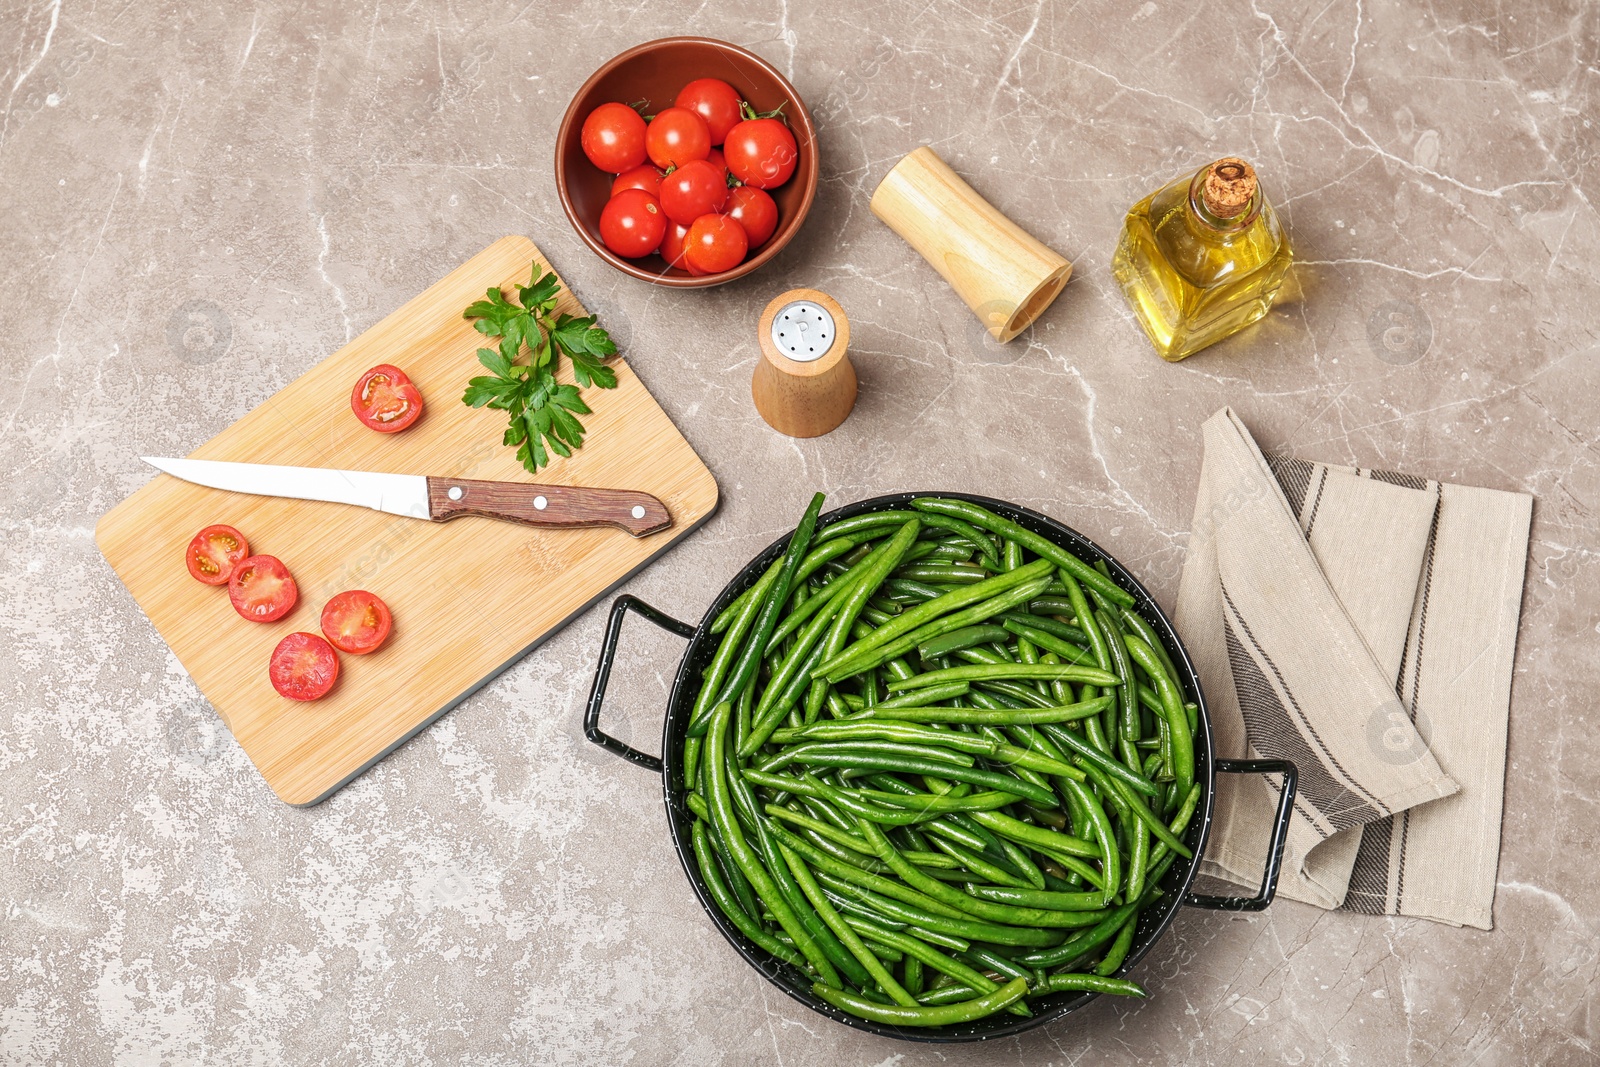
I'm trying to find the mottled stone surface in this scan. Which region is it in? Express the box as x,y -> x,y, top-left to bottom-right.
2,0 -> 1596,1063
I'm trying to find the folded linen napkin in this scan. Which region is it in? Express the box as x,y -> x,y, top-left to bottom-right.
1175,408 -> 1532,929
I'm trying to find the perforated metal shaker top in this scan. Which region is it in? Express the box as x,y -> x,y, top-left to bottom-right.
769,300 -> 836,363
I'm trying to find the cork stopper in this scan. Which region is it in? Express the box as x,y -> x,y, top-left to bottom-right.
1201,158 -> 1257,219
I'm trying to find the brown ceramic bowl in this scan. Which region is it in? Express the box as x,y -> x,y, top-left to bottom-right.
555,37 -> 818,288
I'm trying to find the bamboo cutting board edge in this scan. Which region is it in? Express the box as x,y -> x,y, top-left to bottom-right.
96,235 -> 719,805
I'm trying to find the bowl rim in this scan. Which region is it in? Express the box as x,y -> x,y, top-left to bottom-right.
655,491 -> 1218,1042
554,35 -> 819,289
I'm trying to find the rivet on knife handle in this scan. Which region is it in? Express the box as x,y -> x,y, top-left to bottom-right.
425,477 -> 672,537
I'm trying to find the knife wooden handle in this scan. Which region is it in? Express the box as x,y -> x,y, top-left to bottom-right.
426,477 -> 672,537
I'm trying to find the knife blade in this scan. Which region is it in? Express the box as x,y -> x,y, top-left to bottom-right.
142,457 -> 672,537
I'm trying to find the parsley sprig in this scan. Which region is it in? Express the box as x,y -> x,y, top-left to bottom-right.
461,265 -> 619,474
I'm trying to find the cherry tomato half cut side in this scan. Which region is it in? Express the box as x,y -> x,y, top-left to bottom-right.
186,524 -> 250,585
269,632 -> 340,701
351,364 -> 423,433
229,555 -> 299,623
320,590 -> 393,655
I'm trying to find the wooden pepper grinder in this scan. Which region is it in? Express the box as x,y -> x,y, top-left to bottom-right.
871,146 -> 1072,343
751,288 -> 857,438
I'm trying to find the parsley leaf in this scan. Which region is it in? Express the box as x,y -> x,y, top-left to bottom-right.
460,265 -> 620,475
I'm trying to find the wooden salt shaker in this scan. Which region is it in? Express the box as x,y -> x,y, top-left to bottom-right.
751,289 -> 856,438
871,146 -> 1072,343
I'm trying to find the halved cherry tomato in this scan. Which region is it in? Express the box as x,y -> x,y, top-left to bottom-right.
229,555 -> 298,623
611,164 -> 662,199
351,364 -> 423,433
269,632 -> 340,701
675,78 -> 744,145
724,116 -> 798,189
600,189 -> 667,258
726,185 -> 779,248
684,213 -> 749,274
658,222 -> 692,270
581,102 -> 648,173
660,159 -> 730,226
320,590 -> 393,655
186,524 -> 250,585
645,107 -> 711,170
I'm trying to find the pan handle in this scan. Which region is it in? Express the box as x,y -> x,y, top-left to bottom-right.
1184,758 -> 1298,912
584,595 -> 696,773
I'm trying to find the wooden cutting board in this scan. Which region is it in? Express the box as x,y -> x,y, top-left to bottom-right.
97,236 -> 719,805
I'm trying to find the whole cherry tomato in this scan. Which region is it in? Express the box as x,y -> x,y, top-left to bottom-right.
705,147 -> 729,181
724,116 -> 798,189
658,222 -> 692,270
645,107 -> 711,170
611,164 -> 662,199
684,213 -> 749,275
674,78 -> 743,144
659,159 -> 730,226
726,185 -> 779,248
599,189 -> 667,258
580,102 -> 648,173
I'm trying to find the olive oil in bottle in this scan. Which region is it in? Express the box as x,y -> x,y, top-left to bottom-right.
1112,157 -> 1292,361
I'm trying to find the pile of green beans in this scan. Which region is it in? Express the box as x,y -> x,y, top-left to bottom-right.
683,494 -> 1200,1029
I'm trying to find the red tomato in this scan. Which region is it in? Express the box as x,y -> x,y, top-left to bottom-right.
320,590 -> 393,655
186,524 -> 249,585
706,147 -> 729,181
684,213 -> 749,274
726,185 -> 779,248
659,159 -> 730,226
351,364 -> 423,433
229,555 -> 298,623
599,189 -> 667,258
658,222 -> 692,270
724,117 -> 798,189
581,102 -> 648,173
269,632 -> 340,701
611,164 -> 662,199
675,78 -> 744,145
645,107 -> 711,170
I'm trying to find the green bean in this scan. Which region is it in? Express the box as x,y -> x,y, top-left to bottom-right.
962,945 -> 1033,984
902,955 -> 925,996
1036,972 -> 1147,997
1015,889 -> 1154,969
768,753 -> 1060,808
1150,784 -> 1202,866
811,976 -> 1030,1028
777,720 -> 999,756
855,680 -> 971,711
742,635 -> 832,756
1105,776 -> 1193,859
1064,780 -> 1120,908
742,769 -> 937,827
1006,610 -> 1090,646
974,680 -> 1058,708
861,696 -> 1112,727
691,819 -> 808,969
886,664 -> 1120,692
909,499 -> 1135,607
918,624 -> 1012,661
765,804 -> 874,855
816,560 -> 1054,678
1094,914 -> 1138,976
1000,619 -> 1095,665
964,884 -> 1106,911
1123,633 -> 1194,805
1037,722 -> 1162,798
758,741 -> 976,774
857,787 -> 1021,814
779,843 -> 917,1006
753,816 -> 875,988
764,542 -> 893,654
925,834 -> 1034,889
833,579 -> 1055,681
896,563 -> 990,585
966,811 -> 1099,859
1095,608 -> 1140,745
703,703 -> 840,985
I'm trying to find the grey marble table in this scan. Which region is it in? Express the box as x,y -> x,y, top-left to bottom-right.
2,1 -> 1595,1064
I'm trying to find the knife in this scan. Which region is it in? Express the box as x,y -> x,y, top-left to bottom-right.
142,457 -> 672,537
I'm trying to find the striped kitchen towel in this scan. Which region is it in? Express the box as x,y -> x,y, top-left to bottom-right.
1174,408 -> 1532,929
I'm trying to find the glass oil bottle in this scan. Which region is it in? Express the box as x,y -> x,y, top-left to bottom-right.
1111,157 -> 1293,361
